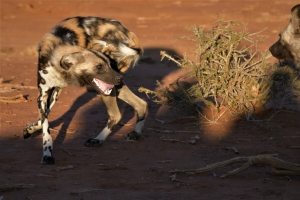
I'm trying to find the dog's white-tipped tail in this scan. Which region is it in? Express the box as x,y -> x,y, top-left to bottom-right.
115,43 -> 142,67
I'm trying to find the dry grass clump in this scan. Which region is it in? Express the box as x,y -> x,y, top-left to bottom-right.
139,19 -> 300,121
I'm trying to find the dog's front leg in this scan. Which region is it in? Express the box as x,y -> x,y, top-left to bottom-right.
117,83 -> 148,140
84,87 -> 122,147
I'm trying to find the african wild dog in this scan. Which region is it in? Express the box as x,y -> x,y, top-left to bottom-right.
23,17 -> 148,164
269,4 -> 300,68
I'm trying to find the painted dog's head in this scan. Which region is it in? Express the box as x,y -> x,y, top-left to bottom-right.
269,4 -> 300,68
56,46 -> 122,95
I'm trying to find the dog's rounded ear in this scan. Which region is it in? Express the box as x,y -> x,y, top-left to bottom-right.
291,4 -> 300,34
60,52 -> 85,70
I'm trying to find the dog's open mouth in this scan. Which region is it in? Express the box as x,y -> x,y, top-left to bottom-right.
92,78 -> 114,95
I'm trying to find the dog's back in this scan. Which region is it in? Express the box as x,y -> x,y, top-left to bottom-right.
39,17 -> 143,73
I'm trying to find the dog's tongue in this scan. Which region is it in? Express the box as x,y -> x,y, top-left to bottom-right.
92,78 -> 114,95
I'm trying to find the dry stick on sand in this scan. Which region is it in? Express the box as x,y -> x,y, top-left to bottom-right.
160,137 -> 187,144
0,79 -> 37,90
55,165 -> 74,172
169,154 -> 300,178
0,94 -> 27,103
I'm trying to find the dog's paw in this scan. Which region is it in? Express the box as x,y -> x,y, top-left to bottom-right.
84,138 -> 104,147
125,131 -> 142,140
42,155 -> 55,164
23,126 -> 32,139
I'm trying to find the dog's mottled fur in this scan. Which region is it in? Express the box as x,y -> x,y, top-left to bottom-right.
23,17 -> 148,164
269,4 -> 300,68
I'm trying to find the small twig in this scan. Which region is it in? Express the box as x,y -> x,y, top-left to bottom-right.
160,51 -> 182,67
0,94 -> 28,103
49,128 -> 76,133
0,183 -> 35,192
37,173 -> 55,178
157,160 -> 173,163
0,83 -> 37,90
196,108 -> 228,124
155,119 -> 165,124
233,138 -> 251,142
155,116 -> 197,125
70,188 -> 103,195
160,137 -> 187,144
148,128 -> 199,133
224,147 -> 239,154
283,136 -> 300,139
55,165 -> 73,172
61,147 -> 74,157
219,138 -> 239,144
247,27 -> 268,37
96,164 -> 107,166
170,174 -> 186,183
290,146 -> 300,149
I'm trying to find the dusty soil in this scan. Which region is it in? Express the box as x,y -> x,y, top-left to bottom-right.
1,0 -> 300,199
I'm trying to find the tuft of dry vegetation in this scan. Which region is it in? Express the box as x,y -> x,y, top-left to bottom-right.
139,19 -> 300,122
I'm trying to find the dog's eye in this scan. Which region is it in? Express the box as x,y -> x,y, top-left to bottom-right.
96,64 -> 103,69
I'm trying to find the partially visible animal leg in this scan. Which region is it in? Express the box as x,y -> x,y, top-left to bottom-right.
117,83 -> 148,140
85,87 -> 122,147
23,87 -> 62,139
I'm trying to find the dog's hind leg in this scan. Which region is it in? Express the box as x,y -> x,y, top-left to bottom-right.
117,84 -> 148,140
85,87 -> 122,147
39,85 -> 63,164
23,87 -> 62,139
23,85 -> 62,164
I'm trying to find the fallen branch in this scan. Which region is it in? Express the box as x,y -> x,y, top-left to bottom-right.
169,154 -> 300,178
0,183 -> 35,192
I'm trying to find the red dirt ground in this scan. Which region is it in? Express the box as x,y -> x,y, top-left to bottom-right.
1,1 -> 300,199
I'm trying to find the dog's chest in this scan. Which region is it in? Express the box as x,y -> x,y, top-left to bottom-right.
39,66 -> 68,88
